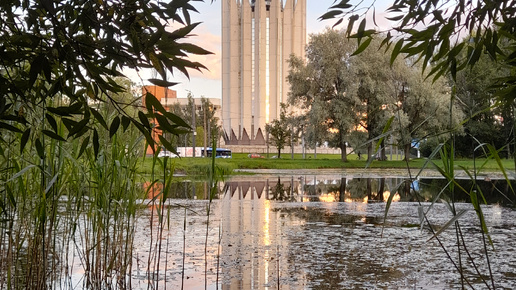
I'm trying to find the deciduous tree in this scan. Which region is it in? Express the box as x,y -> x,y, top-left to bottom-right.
266,104 -> 292,158
350,37 -> 405,160
288,29 -> 360,162
392,62 -> 464,160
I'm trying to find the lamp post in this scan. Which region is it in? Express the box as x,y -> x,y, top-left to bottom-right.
203,101 -> 207,157
192,99 -> 196,157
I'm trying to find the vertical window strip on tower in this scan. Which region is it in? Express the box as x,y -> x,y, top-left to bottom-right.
265,17 -> 270,123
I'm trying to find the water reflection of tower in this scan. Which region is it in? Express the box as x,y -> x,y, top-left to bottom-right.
221,196 -> 284,289
218,177 -> 301,289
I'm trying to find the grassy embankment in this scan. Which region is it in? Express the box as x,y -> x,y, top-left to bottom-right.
138,153 -> 515,176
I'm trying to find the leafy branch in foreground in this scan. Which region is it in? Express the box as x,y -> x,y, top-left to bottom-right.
321,0 -> 516,87
0,0 -> 212,156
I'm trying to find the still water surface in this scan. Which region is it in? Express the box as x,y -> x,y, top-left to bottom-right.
78,170 -> 516,289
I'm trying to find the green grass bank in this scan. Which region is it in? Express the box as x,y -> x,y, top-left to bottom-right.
138,153 -> 515,176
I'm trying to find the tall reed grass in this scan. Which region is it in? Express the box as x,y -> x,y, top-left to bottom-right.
0,101 -> 150,289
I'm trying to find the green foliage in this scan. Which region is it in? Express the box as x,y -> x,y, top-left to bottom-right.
288,29 -> 360,161
139,153 -> 516,174
0,0 -> 208,157
265,103 -> 292,158
453,51 -> 511,158
170,94 -> 221,150
288,30 -> 462,162
392,62 -> 464,160
0,1 -> 210,287
322,0 -> 516,98
420,137 -> 442,158
0,103 -> 146,287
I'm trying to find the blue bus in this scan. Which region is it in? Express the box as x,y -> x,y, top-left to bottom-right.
202,147 -> 232,158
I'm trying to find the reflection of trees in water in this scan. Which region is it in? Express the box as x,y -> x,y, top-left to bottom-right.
165,181 -> 194,199
301,177 -> 390,202
269,177 -> 297,201
160,176 -> 515,205
419,178 -> 516,206
164,181 -> 214,199
347,178 -> 371,199
346,178 -> 385,201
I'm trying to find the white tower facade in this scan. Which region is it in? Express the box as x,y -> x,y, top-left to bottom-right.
222,0 -> 306,145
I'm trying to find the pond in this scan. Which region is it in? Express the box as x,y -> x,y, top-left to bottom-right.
68,169 -> 516,289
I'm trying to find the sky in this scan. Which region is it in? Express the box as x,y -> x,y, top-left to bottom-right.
127,0 -> 391,99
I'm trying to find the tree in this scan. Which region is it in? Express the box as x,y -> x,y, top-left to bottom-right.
0,0 -> 212,157
288,29 -> 360,162
200,97 -> 222,151
350,36 -> 406,161
265,103 -> 291,158
453,51 -> 509,157
391,63 -> 464,160
323,0 -> 516,157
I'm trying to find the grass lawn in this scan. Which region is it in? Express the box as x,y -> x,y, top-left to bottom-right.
138,152 -> 515,176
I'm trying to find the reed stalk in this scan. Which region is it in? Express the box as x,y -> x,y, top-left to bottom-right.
0,98 -> 146,289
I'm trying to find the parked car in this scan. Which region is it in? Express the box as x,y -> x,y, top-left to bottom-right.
248,153 -> 265,159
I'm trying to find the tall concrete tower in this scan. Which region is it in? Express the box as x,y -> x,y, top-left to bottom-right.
222,0 -> 306,145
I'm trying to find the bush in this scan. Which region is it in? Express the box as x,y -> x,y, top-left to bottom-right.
420,138 -> 441,158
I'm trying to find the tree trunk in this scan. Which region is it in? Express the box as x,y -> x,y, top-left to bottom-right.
291,142 -> 294,159
403,143 -> 411,161
339,177 -> 347,202
380,139 -> 387,161
302,136 -> 305,159
404,179 -> 410,198
341,142 -> 347,162
367,142 -> 373,162
378,178 -> 385,201
278,148 -> 281,158
366,178 -> 372,201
